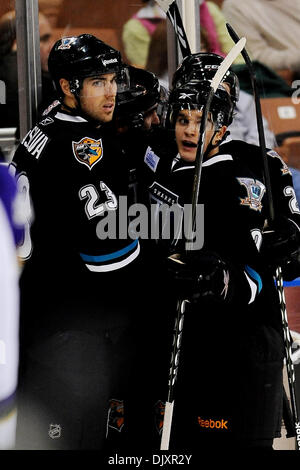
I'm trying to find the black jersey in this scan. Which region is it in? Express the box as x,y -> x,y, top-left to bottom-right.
140,131 -> 269,307
221,139 -> 300,238
139,132 -> 294,449
12,105 -> 140,274
221,139 -> 300,332
11,105 -> 163,450
11,104 -> 144,342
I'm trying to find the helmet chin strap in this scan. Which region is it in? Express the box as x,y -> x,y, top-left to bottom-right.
203,128 -> 229,158
65,78 -> 103,126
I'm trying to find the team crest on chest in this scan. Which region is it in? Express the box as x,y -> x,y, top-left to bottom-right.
237,177 -> 266,212
72,137 -> 103,170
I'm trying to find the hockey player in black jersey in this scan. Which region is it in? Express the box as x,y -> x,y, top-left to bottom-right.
138,54 -> 300,451
10,34 -> 158,451
115,65 -> 164,133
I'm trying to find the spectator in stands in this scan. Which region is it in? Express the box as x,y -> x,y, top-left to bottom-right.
123,0 -> 243,70
145,20 -> 169,88
222,0 -> 300,76
228,89 -> 276,149
199,0 -> 243,63
0,10 -> 55,128
122,0 -> 166,68
38,0 -> 63,28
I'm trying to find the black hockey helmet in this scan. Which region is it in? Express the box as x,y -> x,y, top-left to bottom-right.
48,34 -> 128,98
116,66 -> 168,128
167,80 -> 235,129
172,52 -> 240,106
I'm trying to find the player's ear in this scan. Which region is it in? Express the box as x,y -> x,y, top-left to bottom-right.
59,78 -> 73,97
213,125 -> 227,145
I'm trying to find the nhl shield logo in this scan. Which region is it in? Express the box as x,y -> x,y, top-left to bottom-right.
237,177 -> 266,212
72,137 -> 103,170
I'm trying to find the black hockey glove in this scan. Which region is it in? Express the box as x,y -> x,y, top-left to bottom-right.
261,216 -> 300,281
166,250 -> 232,304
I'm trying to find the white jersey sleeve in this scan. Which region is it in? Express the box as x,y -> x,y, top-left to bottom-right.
0,200 -> 19,449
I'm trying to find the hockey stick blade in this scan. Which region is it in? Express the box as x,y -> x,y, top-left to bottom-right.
155,0 -> 191,57
160,401 -> 174,450
154,0 -> 173,12
211,37 -> 246,91
187,36 -> 246,249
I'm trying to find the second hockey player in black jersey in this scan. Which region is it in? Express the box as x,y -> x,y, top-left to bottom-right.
137,54 -> 300,451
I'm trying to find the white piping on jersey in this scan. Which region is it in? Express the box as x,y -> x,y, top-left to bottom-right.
85,243 -> 140,272
55,112 -> 88,123
172,165 -> 195,173
171,154 -> 233,172
171,154 -> 194,172
288,217 -> 300,234
244,271 -> 258,304
202,154 -> 233,167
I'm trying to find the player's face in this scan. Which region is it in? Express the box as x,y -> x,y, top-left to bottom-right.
175,109 -> 216,162
39,16 -> 54,72
79,74 -> 118,123
143,105 -> 160,130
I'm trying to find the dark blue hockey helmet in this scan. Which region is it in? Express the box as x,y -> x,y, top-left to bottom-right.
48,34 -> 129,98
116,66 -> 168,128
168,79 -> 235,129
172,52 -> 240,106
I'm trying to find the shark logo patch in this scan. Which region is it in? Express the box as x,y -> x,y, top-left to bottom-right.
72,137 -> 103,170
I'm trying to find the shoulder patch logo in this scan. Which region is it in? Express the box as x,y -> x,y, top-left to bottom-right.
72,137 -> 103,170
267,149 -> 292,175
40,117 -> 54,126
237,177 -> 266,212
144,146 -> 160,172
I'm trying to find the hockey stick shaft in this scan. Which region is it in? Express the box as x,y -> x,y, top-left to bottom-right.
187,37 -> 246,248
226,23 -> 300,450
161,38 -> 247,451
275,266 -> 300,449
154,0 -> 191,58
160,299 -> 186,450
226,23 -> 274,223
